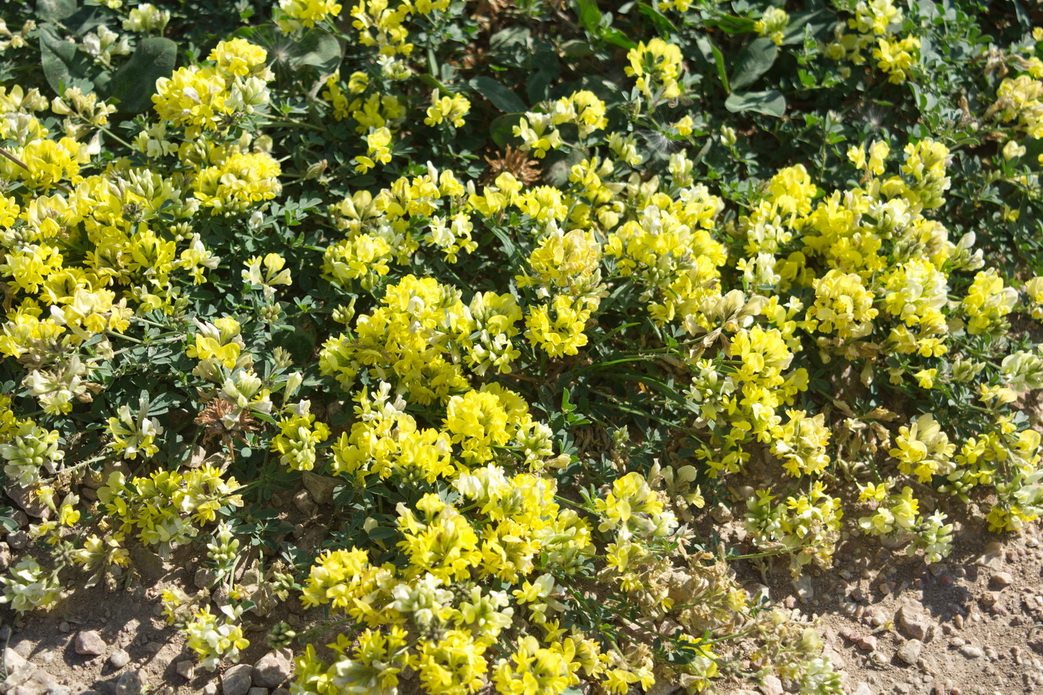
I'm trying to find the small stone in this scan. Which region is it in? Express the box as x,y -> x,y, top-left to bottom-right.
792,574 -> 814,601
301,472 -> 340,505
248,689 -> 269,695
203,685 -> 219,695
978,541 -> 1004,568
58,622 -> 70,633
176,660 -> 196,680
6,485 -> 52,519
951,637 -> 965,647
865,607 -> 887,628
0,542 -> 9,571
252,649 -> 294,688
852,683 -> 873,695
897,640 -> 923,666
115,671 -> 143,695
857,635 -> 878,652
194,567 -> 216,590
4,646 -> 28,672
953,614 -> 964,629
990,571 -> 1013,589
960,645 -> 984,659
74,630 -> 106,656
222,663 -> 254,695
13,667 -> 58,694
896,602 -> 932,641
109,649 -> 132,669
711,503 -> 733,523
6,530 -> 28,550
291,490 -> 317,516
759,675 -> 784,695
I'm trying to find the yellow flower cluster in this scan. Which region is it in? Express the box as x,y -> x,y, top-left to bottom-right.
745,483 -> 844,575
625,38 -> 685,100
755,7 -> 790,45
332,382 -> 455,482
291,467 -> 613,695
990,73 -> 1043,138
153,39 -> 273,138
513,90 -> 609,158
193,148 -> 282,214
425,92 -> 471,128
277,0 -> 343,32
826,0 -> 920,83
771,409 -> 831,477
97,467 -> 243,556
272,400 -> 331,471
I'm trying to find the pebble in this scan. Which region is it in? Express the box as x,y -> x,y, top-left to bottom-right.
951,637 -> 966,647
990,571 -> 1013,589
11,667 -> 59,694
116,670 -> 143,695
897,640 -> 922,666
759,674 -> 784,695
252,649 -> 294,688
194,567 -> 216,590
203,684 -> 219,695
301,472 -> 339,505
960,645 -> 984,659
0,542 -> 9,571
74,630 -> 107,656
896,602 -> 931,641
176,659 -> 195,680
291,490 -> 317,516
109,648 -> 132,669
7,530 -> 29,550
978,541 -> 1004,568
6,485 -> 52,519
248,689 -> 269,695
711,502 -> 733,523
792,575 -> 814,601
222,663 -> 254,695
12,639 -> 33,658
4,647 -> 28,672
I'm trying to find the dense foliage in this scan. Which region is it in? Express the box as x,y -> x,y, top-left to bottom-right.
2,0 -> 1043,692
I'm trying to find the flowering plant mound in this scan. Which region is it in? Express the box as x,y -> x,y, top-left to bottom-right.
2,0 -> 1043,693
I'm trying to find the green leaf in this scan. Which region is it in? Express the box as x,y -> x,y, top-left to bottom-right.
705,15 -> 757,34
109,37 -> 176,113
287,29 -> 342,72
37,0 -> 77,22
599,28 -> 637,51
543,145 -> 587,188
725,89 -> 787,117
637,2 -> 678,34
39,24 -> 97,94
573,0 -> 602,35
694,36 -> 728,92
526,49 -> 560,104
729,37 -> 777,92
781,9 -> 835,45
469,76 -> 527,113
